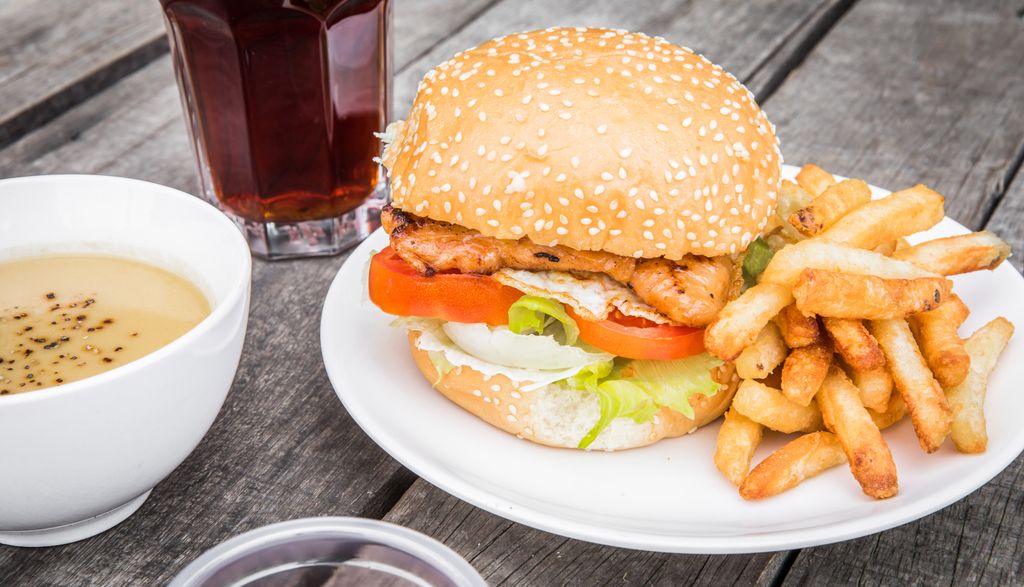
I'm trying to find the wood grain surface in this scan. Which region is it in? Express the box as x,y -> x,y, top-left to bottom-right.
0,0 -> 1023,585
0,0 -> 167,147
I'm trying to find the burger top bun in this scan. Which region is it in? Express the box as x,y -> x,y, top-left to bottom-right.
408,331 -> 739,451
380,27 -> 782,260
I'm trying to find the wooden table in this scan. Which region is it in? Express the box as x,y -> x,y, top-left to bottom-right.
2,1 -> 1022,584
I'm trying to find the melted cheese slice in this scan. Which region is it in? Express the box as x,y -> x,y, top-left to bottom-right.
493,269 -> 674,324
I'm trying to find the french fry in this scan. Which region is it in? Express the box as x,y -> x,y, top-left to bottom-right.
947,318 -> 1015,453
873,241 -> 898,256
849,365 -> 893,413
817,367 -> 899,499
822,317 -> 885,371
893,232 -> 1011,276
910,294 -> 970,388
732,379 -> 824,433
869,319 -> 952,453
867,391 -> 906,430
819,184 -> 945,250
735,322 -> 787,380
793,269 -> 952,320
776,303 -> 820,348
795,164 -> 836,197
781,342 -> 832,406
789,179 -> 871,237
761,239 -> 938,287
704,283 -> 794,361
739,431 -> 847,500
714,409 -> 764,486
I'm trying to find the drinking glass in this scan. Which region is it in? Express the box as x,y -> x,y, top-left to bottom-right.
160,0 -> 391,259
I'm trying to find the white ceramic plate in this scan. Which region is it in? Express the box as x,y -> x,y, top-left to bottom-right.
320,165 -> 1024,553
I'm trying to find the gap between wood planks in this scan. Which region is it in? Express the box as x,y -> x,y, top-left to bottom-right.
977,138 -> 1024,230
0,37 -> 169,151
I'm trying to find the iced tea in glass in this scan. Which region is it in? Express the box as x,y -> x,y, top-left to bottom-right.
160,0 -> 390,258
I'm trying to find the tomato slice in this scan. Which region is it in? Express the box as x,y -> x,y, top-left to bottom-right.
368,248 -> 523,325
370,247 -> 706,360
568,308 -> 706,360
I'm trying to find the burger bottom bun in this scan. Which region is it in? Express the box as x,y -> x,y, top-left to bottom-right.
408,331 -> 738,451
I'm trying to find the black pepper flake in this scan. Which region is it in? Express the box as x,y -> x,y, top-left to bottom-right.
114,347 -> 123,352
45,292 -> 55,300
43,342 -> 58,350
102,357 -> 113,363
102,318 -> 113,324
75,315 -> 86,321
55,378 -> 63,384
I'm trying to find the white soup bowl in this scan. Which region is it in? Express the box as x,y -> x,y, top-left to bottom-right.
0,175 -> 251,546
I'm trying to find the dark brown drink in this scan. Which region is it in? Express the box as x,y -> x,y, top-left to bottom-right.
161,0 -> 390,258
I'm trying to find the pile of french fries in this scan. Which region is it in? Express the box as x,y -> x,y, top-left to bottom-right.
708,164 -> 1015,500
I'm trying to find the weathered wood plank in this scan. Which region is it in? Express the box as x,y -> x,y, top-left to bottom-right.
762,0 -> 1024,230
394,0 -> 855,114
384,480 -> 789,586
758,0 -> 1024,583
0,0 -> 167,146
983,156 -> 1024,273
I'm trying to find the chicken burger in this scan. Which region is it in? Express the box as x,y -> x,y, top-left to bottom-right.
369,27 -> 781,450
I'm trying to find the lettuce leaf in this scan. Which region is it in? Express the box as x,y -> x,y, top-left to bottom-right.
567,353 -> 723,449
742,236 -> 775,288
508,295 -> 579,345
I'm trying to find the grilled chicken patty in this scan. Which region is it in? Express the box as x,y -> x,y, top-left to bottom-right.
382,205 -> 733,327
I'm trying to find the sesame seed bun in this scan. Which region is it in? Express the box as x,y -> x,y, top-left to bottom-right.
381,27 -> 782,259
408,331 -> 739,450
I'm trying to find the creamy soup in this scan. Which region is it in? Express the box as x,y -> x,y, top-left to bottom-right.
0,255 -> 210,395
